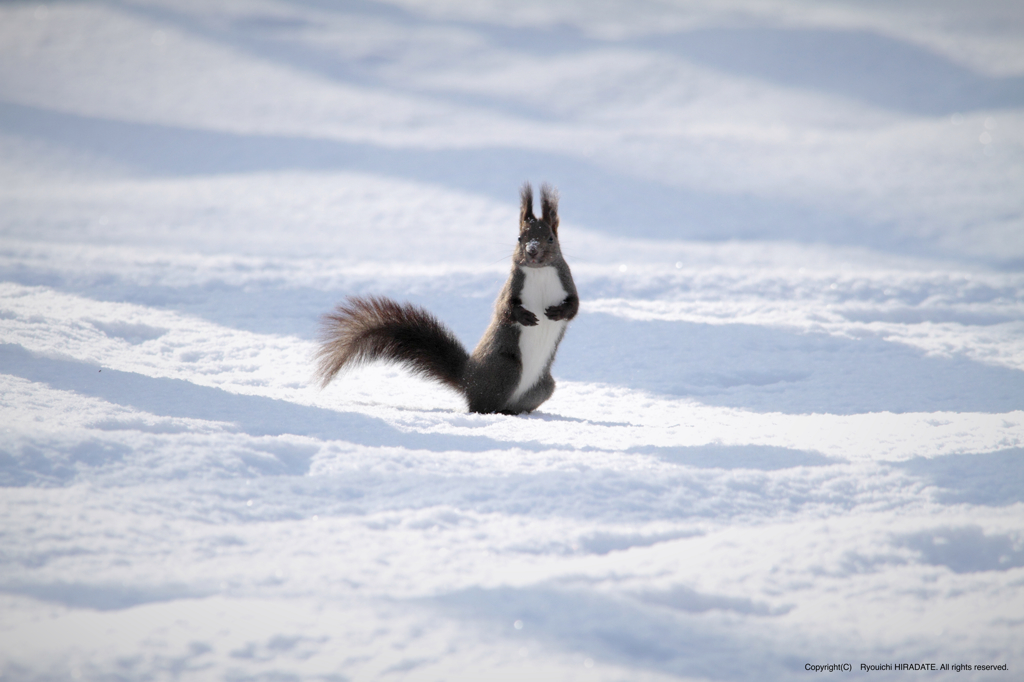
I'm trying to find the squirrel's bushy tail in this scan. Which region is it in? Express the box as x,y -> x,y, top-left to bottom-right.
315,296 -> 469,392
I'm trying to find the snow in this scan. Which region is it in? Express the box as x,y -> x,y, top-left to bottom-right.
1,0 -> 1023,680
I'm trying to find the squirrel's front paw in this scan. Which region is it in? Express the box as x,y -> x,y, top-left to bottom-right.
545,296 -> 578,321
545,303 -> 570,320
513,306 -> 538,326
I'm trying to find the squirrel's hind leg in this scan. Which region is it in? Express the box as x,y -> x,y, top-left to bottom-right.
501,373 -> 555,415
464,354 -> 520,414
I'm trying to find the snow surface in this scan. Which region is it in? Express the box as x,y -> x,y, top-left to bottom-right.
1,1 -> 1023,680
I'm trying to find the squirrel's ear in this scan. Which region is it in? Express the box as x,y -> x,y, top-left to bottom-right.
540,183 -> 559,234
520,183 -> 535,224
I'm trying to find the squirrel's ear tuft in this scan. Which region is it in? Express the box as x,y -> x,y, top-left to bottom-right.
520,183 -> 535,224
540,183 -> 559,234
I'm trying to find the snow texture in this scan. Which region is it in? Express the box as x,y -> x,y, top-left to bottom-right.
1,1 -> 1023,680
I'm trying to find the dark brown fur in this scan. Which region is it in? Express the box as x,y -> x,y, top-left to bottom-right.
316,296 -> 467,391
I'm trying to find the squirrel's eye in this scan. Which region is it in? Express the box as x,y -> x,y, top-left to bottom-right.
518,236 -> 523,243
548,237 -> 554,243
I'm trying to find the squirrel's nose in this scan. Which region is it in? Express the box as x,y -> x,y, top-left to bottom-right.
526,241 -> 540,257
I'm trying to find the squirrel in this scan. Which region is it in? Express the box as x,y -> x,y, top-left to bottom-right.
315,182 -> 578,415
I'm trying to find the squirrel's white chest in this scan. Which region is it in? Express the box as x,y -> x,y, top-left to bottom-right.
513,266 -> 568,400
